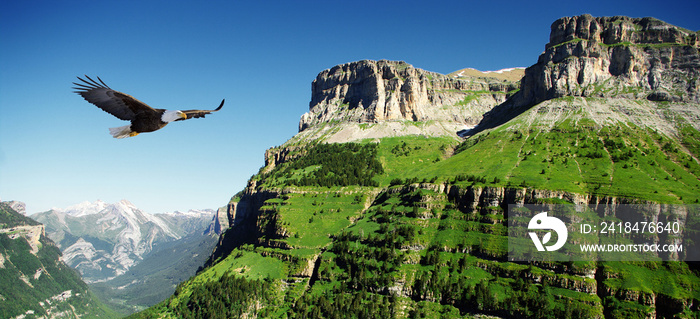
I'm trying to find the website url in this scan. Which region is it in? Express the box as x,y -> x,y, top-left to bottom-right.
579,243 -> 683,253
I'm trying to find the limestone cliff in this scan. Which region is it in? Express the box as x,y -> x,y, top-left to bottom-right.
526,15 -> 699,104
298,60 -> 519,134
479,15 -> 700,132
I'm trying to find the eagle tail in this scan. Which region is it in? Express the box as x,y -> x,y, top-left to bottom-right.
109,125 -> 133,139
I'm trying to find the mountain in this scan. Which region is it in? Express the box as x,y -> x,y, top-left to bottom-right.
448,67 -> 526,82
0,201 -> 117,319
32,200 -> 212,282
133,15 -> 700,319
32,200 -> 221,314
0,197 -> 28,215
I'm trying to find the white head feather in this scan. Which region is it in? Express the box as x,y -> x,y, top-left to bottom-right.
161,110 -> 186,123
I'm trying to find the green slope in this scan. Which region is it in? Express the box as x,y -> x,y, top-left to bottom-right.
130,98 -> 700,318
421,115 -> 700,204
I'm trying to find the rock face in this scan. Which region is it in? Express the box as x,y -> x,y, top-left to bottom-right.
208,206 -> 231,235
299,60 -> 519,132
5,201 -> 26,215
521,15 -> 700,105
523,15 -> 699,105
478,14 -> 700,132
0,225 -> 45,255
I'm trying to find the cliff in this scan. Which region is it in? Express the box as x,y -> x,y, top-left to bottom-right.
527,15 -> 699,104
479,14 -> 700,132
297,60 -> 520,142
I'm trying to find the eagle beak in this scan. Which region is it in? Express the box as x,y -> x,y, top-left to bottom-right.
179,112 -> 188,119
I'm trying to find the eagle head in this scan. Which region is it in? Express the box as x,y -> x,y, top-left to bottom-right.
161,110 -> 188,123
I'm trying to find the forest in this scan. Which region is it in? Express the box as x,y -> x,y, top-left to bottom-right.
260,142 -> 384,188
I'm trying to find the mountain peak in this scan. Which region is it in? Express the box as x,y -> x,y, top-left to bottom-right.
475,14 -> 700,133
61,199 -> 108,217
0,199 -> 27,215
547,15 -> 699,50
528,14 -> 700,105
116,199 -> 137,209
448,67 -> 526,82
32,200 -> 221,287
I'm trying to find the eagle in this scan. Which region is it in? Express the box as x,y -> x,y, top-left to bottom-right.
73,75 -> 224,138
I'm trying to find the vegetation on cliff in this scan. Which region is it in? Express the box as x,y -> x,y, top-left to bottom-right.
257,142 -> 383,188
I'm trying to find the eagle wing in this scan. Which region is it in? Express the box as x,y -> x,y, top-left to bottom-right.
73,75 -> 158,120
176,99 -> 225,121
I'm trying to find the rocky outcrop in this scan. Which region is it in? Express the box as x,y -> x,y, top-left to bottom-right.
208,206 -> 230,235
0,225 -> 45,255
206,188 -> 283,267
478,15 -> 700,133
299,60 -> 519,132
523,15 -> 700,105
263,145 -> 305,173
5,200 -> 26,215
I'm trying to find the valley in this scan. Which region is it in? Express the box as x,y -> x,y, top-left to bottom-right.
31,200 -> 222,315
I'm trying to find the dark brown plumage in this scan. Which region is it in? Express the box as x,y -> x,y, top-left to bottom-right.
72,75 -> 224,138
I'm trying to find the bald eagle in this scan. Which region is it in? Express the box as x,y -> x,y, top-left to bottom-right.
73,75 -> 224,138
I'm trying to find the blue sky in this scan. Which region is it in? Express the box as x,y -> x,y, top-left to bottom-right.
1,0 -> 699,215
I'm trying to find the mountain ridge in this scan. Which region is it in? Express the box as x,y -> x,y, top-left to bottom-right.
32,200 -> 216,281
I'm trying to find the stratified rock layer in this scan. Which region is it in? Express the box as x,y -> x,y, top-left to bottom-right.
522,15 -> 700,105
299,60 -> 519,132
478,15 -> 700,132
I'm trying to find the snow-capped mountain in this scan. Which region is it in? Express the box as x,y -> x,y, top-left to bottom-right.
59,199 -> 109,217
32,200 -> 218,283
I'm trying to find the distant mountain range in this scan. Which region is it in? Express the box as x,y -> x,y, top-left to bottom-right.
31,200 -> 225,314
32,200 -> 215,282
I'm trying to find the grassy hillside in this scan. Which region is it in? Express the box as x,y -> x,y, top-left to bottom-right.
422,117 -> 700,204
130,98 -> 700,319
